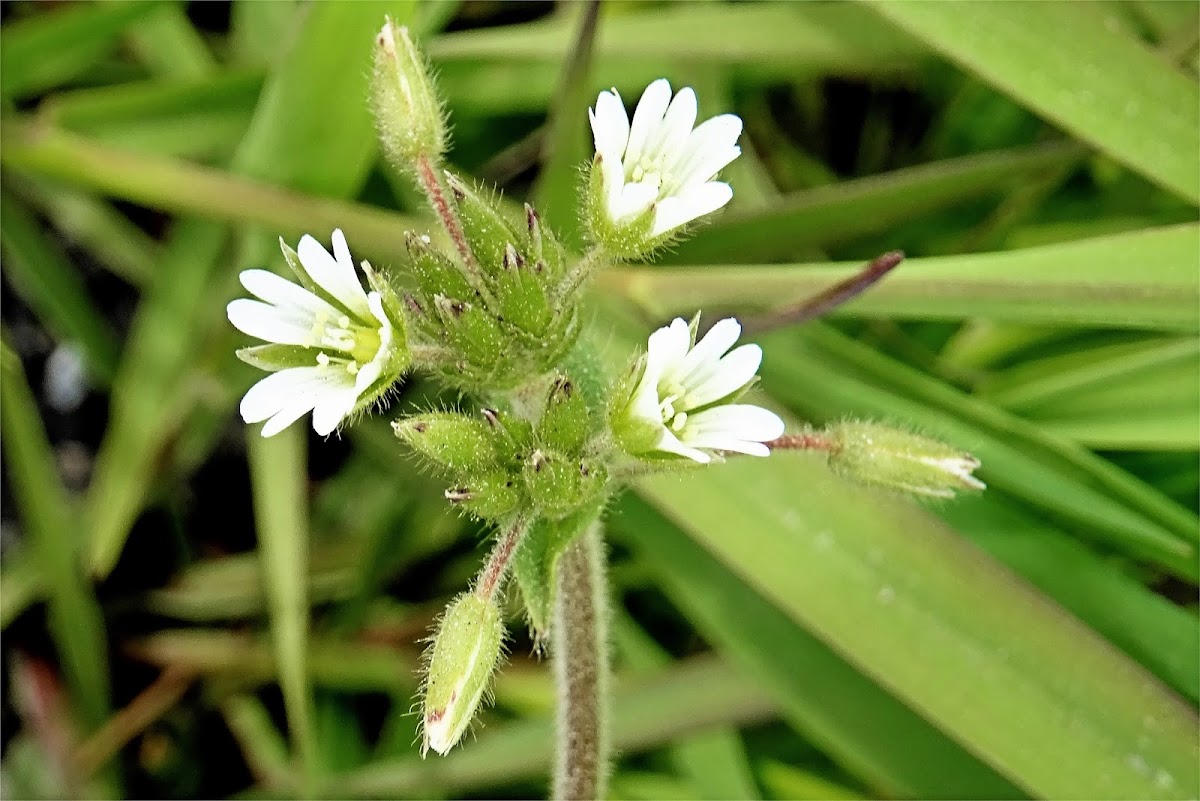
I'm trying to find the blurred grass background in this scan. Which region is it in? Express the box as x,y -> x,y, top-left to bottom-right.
0,0 -> 1197,799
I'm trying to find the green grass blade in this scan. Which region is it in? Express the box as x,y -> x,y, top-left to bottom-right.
0,345 -> 111,732
8,174 -> 159,287
635,455 -> 1200,799
86,220 -> 228,577
125,3 -> 217,80
0,1 -> 158,99
664,142 -> 1085,264
607,224 -> 1200,331
0,122 -> 416,265
334,657 -> 777,798
611,495 -> 1024,799
0,191 -> 121,383
867,1 -> 1200,203
246,429 -> 315,786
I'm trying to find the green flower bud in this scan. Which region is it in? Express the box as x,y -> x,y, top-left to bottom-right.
371,18 -> 446,168
493,242 -> 555,338
445,470 -> 521,520
405,230 -> 475,304
522,449 -> 607,519
422,592 -> 504,756
392,412 -> 500,472
445,173 -> 521,275
538,375 -> 590,454
432,295 -> 507,367
825,422 -> 986,499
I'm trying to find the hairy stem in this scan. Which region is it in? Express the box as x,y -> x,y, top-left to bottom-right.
413,153 -> 487,293
552,522 -> 609,801
475,515 -> 530,601
554,246 -> 607,305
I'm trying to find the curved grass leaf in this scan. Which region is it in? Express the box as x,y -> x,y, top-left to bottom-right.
605,224 -> 1200,332
867,1 -> 1200,203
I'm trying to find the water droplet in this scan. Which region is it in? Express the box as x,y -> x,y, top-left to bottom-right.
1126,753 -> 1149,776
1154,769 -> 1175,789
877,585 -> 895,605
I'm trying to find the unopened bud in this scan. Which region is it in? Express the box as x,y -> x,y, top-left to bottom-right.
825,422 -> 986,499
444,470 -> 521,520
422,593 -> 504,756
522,448 -> 608,518
392,412 -> 500,472
371,19 -> 446,168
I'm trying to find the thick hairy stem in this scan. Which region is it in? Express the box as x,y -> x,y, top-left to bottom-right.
552,523 -> 609,800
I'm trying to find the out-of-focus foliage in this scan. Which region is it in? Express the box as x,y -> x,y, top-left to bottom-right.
1,1 -> 1196,799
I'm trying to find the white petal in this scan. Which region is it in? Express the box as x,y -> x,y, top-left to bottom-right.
623,79 -> 672,171
239,366 -> 343,423
651,182 -> 733,237
297,231 -> 372,319
686,404 -> 785,442
589,89 -> 630,161
654,427 -> 711,463
680,344 -> 762,409
681,433 -> 771,457
613,181 -> 658,222
227,299 -> 314,345
260,397 -> 321,438
312,385 -> 360,436
599,151 -> 627,218
670,114 -> 743,186
676,318 -> 740,376
646,318 -> 692,376
239,269 -> 342,318
646,86 -> 696,166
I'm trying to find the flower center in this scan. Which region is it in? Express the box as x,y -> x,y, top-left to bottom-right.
658,391 -> 689,432
309,310 -> 382,375
628,154 -> 669,200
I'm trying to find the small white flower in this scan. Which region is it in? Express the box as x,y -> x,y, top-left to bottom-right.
227,229 -> 406,437
617,317 -> 784,463
589,78 -> 741,239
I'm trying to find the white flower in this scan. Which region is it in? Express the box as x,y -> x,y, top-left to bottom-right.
617,317 -> 784,463
589,78 -> 741,239
227,229 -> 406,437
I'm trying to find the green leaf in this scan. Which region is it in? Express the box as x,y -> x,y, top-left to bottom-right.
634,455 -> 1200,799
513,503 -> 601,638
125,3 -> 217,80
758,323 -> 1199,577
867,1 -> 1200,203
605,224 -> 1200,331
611,495 -> 1023,799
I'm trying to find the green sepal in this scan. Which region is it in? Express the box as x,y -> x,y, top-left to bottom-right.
523,203 -> 566,280
491,242 -> 555,338
444,470 -> 521,521
512,500 -> 604,642
432,295 -> 507,366
236,344 -> 317,372
392,412 -> 501,473
582,155 -> 656,260
522,449 -> 608,519
445,172 -> 522,278
537,374 -> 590,454
406,231 -> 475,303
